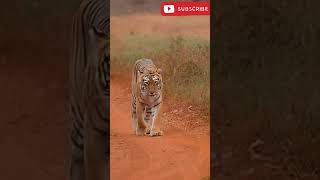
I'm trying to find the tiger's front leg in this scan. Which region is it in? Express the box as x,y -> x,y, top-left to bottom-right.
135,102 -> 147,136
147,105 -> 163,137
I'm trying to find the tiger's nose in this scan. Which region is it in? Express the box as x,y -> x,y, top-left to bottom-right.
149,92 -> 156,96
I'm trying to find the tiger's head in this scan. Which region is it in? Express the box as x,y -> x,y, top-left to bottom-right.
138,67 -> 163,103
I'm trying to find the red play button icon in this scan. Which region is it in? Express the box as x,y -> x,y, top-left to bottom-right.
163,5 -> 175,13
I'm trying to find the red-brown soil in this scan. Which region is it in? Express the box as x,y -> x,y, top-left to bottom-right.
110,76 -> 210,180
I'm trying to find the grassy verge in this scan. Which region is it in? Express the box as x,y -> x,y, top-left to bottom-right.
111,34 -> 210,115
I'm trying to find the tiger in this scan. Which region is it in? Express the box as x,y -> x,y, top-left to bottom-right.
132,59 -> 164,137
68,0 -> 109,180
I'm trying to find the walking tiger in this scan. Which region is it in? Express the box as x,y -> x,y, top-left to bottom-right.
131,59 -> 164,137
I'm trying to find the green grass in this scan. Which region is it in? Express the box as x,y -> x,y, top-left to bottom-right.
111,34 -> 210,114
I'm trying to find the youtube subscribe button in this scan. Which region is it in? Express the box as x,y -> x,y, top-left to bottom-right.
161,2 -> 210,16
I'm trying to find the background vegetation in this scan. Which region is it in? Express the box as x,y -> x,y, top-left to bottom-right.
111,34 -> 210,114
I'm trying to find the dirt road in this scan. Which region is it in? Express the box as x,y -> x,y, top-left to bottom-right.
110,77 -> 210,180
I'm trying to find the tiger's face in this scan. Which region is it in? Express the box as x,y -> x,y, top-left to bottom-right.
139,72 -> 162,102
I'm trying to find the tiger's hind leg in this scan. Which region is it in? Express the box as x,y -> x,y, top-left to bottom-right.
131,96 -> 138,134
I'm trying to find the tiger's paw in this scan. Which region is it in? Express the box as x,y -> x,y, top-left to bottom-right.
148,129 -> 163,137
145,128 -> 151,135
135,127 -> 146,136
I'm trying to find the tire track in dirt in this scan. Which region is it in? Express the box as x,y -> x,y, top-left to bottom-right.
110,78 -> 210,180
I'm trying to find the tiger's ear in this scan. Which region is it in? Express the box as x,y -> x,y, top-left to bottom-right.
157,68 -> 163,74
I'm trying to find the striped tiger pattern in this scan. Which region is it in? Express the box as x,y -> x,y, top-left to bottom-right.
131,59 -> 164,136
68,0 -> 109,179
